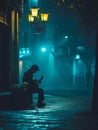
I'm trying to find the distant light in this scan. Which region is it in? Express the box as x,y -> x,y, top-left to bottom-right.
19,51 -> 22,54
19,55 -> 23,58
77,46 -> 84,50
23,50 -> 26,54
76,46 -> 85,52
41,47 -> 46,52
65,36 -> 68,39
75,54 -> 80,60
19,48 -> 31,59
27,50 -> 30,54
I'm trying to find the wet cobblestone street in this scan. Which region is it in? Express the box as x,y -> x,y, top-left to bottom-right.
0,91 -> 98,130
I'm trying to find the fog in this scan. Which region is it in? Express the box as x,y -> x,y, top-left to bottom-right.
19,1 -> 96,92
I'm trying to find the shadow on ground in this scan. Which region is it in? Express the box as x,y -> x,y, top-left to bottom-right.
0,90 -> 98,130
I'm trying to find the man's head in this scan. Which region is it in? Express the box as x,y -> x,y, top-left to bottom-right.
30,64 -> 40,73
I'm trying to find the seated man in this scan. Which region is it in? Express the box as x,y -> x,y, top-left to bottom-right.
22,64 -> 46,108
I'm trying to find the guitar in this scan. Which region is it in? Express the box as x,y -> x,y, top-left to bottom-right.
34,75 -> 44,88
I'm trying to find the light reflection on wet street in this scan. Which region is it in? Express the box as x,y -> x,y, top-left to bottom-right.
0,91 -> 98,130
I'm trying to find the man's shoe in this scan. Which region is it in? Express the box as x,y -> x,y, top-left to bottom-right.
37,103 -> 46,108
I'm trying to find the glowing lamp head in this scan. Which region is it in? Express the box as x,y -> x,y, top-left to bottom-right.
28,14 -> 34,22
41,13 -> 49,22
30,8 -> 39,17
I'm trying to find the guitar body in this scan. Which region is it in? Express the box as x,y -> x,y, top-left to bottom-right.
33,76 -> 44,88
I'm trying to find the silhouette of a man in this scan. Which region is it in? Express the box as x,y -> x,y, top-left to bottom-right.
22,64 -> 46,108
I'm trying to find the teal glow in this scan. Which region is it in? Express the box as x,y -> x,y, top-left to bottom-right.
41,47 -> 46,52
29,0 -> 38,8
75,54 -> 80,60
65,36 -> 68,39
19,48 -> 31,59
23,50 -> 26,54
27,50 -> 30,54
19,51 -> 22,54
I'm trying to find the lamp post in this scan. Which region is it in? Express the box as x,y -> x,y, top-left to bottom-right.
28,7 -> 49,33
28,8 -> 49,22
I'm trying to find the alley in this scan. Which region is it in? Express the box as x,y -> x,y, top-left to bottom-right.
0,90 -> 98,130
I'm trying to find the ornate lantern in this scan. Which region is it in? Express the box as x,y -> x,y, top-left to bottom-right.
41,13 -> 49,22
30,8 -> 39,17
28,14 -> 34,22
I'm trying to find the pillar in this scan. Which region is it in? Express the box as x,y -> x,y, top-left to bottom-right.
9,10 -> 19,86
0,10 -> 19,90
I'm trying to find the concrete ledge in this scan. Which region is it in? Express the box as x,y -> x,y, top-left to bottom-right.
0,90 -> 33,110
0,91 -> 12,109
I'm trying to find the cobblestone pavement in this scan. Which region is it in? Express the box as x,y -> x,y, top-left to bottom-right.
0,90 -> 98,130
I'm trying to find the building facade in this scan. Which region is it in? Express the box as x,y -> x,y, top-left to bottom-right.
0,0 -> 26,90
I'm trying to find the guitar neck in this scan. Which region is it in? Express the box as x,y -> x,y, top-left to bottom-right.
38,76 -> 43,83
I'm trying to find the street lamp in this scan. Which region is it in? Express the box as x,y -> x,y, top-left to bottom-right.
28,8 -> 49,23
28,7 -> 49,33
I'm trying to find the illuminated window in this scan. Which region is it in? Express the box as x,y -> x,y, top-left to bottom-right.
19,48 -> 31,59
